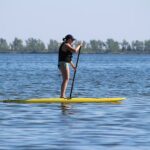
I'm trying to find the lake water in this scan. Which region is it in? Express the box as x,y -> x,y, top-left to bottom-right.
0,54 -> 150,150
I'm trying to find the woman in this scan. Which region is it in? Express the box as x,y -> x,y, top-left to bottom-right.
58,34 -> 82,98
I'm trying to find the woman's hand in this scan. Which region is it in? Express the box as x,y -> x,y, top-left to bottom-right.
76,41 -> 83,53
70,61 -> 76,71
79,41 -> 83,47
73,66 -> 76,72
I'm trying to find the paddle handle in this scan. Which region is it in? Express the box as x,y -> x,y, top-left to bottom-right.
69,46 -> 81,99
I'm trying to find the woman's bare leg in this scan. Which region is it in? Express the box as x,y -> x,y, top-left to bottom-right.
60,64 -> 70,98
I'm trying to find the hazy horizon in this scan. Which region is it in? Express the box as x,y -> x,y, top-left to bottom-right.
0,0 -> 150,44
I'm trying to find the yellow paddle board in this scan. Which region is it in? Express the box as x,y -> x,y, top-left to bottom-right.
2,97 -> 125,103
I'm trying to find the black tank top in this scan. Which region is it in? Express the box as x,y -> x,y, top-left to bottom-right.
58,42 -> 72,63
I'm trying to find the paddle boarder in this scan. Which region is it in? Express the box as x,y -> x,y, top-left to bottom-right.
58,34 -> 82,99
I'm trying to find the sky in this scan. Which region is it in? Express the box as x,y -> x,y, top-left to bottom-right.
0,0 -> 150,43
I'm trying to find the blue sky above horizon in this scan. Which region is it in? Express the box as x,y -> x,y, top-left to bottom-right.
0,0 -> 150,43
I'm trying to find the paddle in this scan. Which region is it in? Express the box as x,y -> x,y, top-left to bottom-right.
69,45 -> 82,99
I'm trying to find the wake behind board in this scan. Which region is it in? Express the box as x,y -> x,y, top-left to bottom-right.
2,97 -> 125,104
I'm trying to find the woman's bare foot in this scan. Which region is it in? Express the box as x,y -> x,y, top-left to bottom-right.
60,97 -> 71,109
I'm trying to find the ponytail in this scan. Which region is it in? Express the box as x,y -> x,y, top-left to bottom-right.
62,38 -> 66,42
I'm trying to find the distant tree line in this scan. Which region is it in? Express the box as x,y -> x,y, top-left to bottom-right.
0,37 -> 150,54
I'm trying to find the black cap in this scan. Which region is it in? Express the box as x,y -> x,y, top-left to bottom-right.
63,34 -> 76,41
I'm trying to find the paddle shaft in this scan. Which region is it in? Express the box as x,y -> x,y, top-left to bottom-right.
69,46 -> 81,98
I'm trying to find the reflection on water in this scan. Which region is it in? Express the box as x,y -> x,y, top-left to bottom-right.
0,54 -> 150,150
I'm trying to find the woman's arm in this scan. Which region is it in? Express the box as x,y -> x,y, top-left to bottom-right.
70,61 -> 76,71
65,43 -> 81,53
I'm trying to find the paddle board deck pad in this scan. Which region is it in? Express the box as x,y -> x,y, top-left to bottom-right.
2,97 -> 125,103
